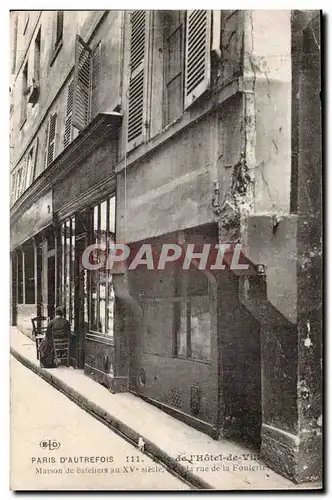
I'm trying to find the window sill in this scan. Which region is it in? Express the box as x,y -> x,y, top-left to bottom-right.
50,40 -> 63,67
173,355 -> 212,366
116,76 -> 242,175
86,331 -> 114,346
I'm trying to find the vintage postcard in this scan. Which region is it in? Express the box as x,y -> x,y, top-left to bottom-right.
9,9 -> 322,491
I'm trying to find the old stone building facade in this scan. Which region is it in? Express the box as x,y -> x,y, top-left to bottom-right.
10,10 -> 322,483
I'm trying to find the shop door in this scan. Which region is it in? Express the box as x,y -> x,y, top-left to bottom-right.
74,233 -> 88,369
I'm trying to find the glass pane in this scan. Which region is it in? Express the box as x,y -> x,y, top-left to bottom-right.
70,217 -> 75,325
190,295 -> 211,361
65,220 -> 71,320
177,301 -> 187,357
93,205 -> 99,237
100,201 -> 107,232
61,223 -> 65,306
84,268 -> 88,325
107,278 -> 115,337
109,196 -> 115,235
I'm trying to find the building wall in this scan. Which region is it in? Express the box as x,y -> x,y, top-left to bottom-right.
10,11 -> 122,206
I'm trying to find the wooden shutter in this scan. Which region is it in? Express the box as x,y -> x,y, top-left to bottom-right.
128,11 -> 149,149
72,35 -> 91,131
22,156 -> 29,192
184,10 -> 212,109
91,42 -> 101,120
11,173 -> 16,203
64,81 -> 74,148
47,112 -> 57,166
27,137 -> 39,185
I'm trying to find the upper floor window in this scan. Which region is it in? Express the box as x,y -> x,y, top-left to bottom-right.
23,12 -> 29,35
70,36 -> 101,133
55,11 -> 64,49
11,14 -> 18,74
20,61 -> 28,126
127,10 -> 212,148
45,112 -> 58,167
162,11 -> 185,126
50,11 -> 64,64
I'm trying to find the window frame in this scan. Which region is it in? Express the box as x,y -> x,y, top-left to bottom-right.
88,196 -> 116,339
20,61 -> 28,128
50,11 -> 64,66
162,11 -> 185,128
173,271 -> 212,363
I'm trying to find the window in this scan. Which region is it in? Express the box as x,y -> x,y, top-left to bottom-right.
60,217 -> 75,323
34,29 -> 41,85
184,10 -> 211,109
127,11 -> 149,149
89,197 -> 116,336
11,14 -> 18,74
10,172 -> 16,204
50,11 -> 64,64
55,11 -> 63,49
163,11 -> 185,126
71,36 -> 101,131
21,61 -> 28,125
23,12 -> 29,35
17,251 -> 23,304
63,81 -> 74,148
24,245 -> 35,304
174,269 -> 211,361
26,139 -> 38,188
45,112 -> 57,167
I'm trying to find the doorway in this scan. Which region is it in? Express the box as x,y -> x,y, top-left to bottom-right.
218,272 -> 262,448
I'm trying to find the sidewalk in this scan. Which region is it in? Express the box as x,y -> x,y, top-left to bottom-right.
10,327 -> 320,491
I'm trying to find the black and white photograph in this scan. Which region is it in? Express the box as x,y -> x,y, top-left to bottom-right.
8,8 -> 323,491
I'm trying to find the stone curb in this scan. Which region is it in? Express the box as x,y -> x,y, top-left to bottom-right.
10,347 -> 212,490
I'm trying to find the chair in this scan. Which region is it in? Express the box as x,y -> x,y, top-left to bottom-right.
52,331 -> 70,367
31,316 -> 49,360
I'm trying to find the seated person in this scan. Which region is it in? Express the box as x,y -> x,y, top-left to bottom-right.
39,306 -> 71,368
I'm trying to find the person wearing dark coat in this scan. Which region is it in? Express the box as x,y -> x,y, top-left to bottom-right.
39,307 -> 71,368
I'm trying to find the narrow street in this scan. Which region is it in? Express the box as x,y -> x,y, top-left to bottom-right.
10,356 -> 190,491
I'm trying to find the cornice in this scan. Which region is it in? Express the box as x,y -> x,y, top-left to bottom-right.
11,112 -> 122,224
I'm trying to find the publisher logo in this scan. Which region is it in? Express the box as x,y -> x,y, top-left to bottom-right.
39,439 -> 61,451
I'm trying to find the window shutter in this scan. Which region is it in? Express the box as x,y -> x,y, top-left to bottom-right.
184,10 -> 212,109
64,81 -> 74,148
91,42 -> 101,120
29,137 -> 39,185
72,35 -> 92,131
11,173 -> 16,203
128,11 -> 149,149
22,156 -> 29,192
47,112 -> 57,166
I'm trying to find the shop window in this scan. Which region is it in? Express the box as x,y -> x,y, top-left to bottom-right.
17,251 -> 23,304
24,246 -> 35,304
89,196 -> 116,336
175,269 -> 211,361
